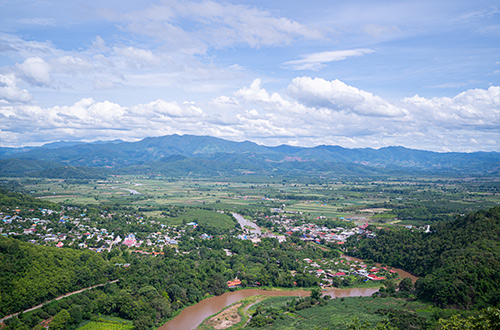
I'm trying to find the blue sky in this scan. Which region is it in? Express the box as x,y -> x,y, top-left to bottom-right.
1,0 -> 499,151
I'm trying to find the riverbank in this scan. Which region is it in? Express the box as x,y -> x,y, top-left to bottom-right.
158,285 -> 383,330
197,296 -> 262,330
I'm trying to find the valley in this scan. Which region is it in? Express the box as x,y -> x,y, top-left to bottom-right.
1,171 -> 499,329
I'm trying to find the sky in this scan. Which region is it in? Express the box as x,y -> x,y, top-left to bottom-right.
0,0 -> 499,152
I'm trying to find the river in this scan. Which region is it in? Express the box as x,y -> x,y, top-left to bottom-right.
159,216 -> 418,330
232,213 -> 261,235
159,287 -> 379,330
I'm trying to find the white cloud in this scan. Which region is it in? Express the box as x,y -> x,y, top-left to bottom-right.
0,33 -> 58,58
14,18 -> 57,26
402,86 -> 500,129
52,56 -> 94,74
131,99 -> 205,118
287,77 -> 407,117
0,73 -> 32,103
105,0 -> 323,54
283,49 -> 374,71
113,46 -> 162,67
0,78 -> 498,152
16,57 -> 51,86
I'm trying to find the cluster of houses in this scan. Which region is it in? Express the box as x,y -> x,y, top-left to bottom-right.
258,212 -> 374,245
301,257 -> 396,287
0,207 -> 183,254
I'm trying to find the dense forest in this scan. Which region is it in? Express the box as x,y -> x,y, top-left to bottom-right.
349,207 -> 500,309
0,238 -> 116,317
0,235 -> 332,329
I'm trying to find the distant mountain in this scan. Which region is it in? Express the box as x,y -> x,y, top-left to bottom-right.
1,134 -> 499,177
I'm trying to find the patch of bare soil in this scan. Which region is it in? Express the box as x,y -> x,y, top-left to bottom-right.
205,303 -> 242,330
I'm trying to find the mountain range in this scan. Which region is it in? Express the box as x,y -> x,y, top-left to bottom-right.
1,134 -> 499,178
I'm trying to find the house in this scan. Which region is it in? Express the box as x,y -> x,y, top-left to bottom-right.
367,274 -> 386,280
329,272 -> 346,277
123,233 -> 137,247
227,279 -> 242,288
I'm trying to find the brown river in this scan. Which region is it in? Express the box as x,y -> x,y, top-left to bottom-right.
159,287 -> 379,330
159,265 -> 418,330
159,215 -> 418,330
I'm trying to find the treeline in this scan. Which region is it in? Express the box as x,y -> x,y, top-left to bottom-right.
0,189 -> 61,211
122,235 -> 332,303
0,237 -> 116,317
2,281 -> 169,330
349,207 -> 500,309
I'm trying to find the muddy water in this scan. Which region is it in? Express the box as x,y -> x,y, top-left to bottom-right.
342,255 -> 419,283
160,218 -> 418,330
159,287 -> 379,330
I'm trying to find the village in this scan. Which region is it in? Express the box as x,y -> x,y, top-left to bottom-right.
1,203 -> 401,289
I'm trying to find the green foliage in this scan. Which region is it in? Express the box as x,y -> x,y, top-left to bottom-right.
76,316 -> 134,330
351,207 -> 500,309
0,188 -> 61,211
173,208 -> 236,231
245,296 -> 432,330
438,307 -> 500,330
50,309 -> 71,330
0,237 -> 114,317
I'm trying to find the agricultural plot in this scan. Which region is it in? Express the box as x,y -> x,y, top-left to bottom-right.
245,296 -> 433,330
3,175 -> 499,227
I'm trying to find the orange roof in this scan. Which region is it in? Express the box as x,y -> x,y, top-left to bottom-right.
227,279 -> 242,287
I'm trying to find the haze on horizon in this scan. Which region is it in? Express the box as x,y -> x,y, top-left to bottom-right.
0,0 -> 499,152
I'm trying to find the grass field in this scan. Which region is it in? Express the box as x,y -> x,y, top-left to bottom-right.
168,208 -> 237,229
5,175 -> 499,227
77,316 -> 133,330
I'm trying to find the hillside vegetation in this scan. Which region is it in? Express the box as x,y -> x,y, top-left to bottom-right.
350,207 -> 500,309
0,237 -> 115,317
2,134 -> 499,177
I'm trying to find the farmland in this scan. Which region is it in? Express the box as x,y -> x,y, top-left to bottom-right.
5,175 -> 499,226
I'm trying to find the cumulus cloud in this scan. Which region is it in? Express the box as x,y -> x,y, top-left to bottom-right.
0,74 -> 32,103
283,49 -> 374,71
0,78 -> 498,152
16,57 -> 51,86
131,99 -> 204,118
402,86 -> 500,129
287,77 -> 407,117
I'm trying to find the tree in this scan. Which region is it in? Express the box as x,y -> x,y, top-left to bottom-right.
49,309 -> 71,330
311,287 -> 322,301
398,277 -> 414,292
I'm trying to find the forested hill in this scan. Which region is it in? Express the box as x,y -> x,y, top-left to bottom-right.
349,207 -> 500,309
0,238 -> 116,318
1,134 -> 499,177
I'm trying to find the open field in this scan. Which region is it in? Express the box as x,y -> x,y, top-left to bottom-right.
2,175 -> 499,226
77,316 -> 134,330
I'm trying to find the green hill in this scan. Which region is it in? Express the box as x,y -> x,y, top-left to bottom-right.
350,207 -> 500,308
1,134 -> 499,177
0,237 -> 115,317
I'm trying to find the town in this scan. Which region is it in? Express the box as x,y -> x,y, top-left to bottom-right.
1,203 -> 404,288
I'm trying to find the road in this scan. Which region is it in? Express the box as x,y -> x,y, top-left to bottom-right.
0,279 -> 119,324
